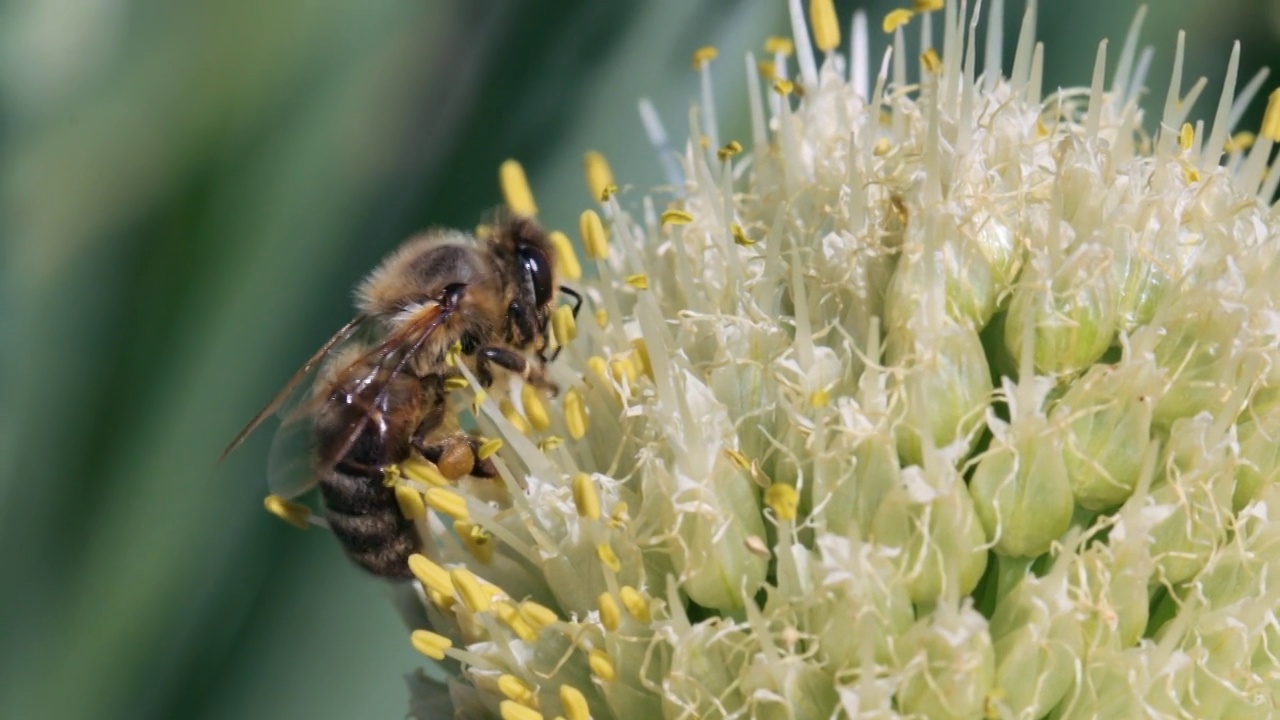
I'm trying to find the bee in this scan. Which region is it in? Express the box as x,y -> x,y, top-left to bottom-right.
223,214 -> 581,577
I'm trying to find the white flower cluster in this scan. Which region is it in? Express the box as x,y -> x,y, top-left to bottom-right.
385,1 -> 1280,718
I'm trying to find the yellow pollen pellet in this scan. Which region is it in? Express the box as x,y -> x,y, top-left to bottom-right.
619,586 -> 650,623
766,484 -> 800,522
500,398 -> 531,436
583,150 -> 616,204
559,685 -> 590,720
263,495 -> 311,530
913,0 -> 944,11
756,60 -> 777,80
1225,131 -> 1255,153
883,8 -> 915,33
564,388 -> 588,439
478,438 -> 503,460
809,0 -> 841,51
810,389 -> 831,407
499,674 -> 538,706
921,47 -> 942,73
723,448 -> 752,471
598,592 -> 621,631
730,222 -> 754,246
587,649 -> 617,681
410,629 -> 453,660
691,45 -> 718,69
444,376 -> 470,391
500,700 -> 544,720
717,140 -> 743,161
445,341 -> 462,367
394,485 -> 426,520
772,78 -> 795,96
521,384 -> 552,432
1179,122 -> 1195,151
408,554 -> 455,597
1262,89 -> 1280,141
450,567 -> 491,614
500,159 -> 538,217
401,456 -> 449,487
551,304 -> 578,346
593,308 -> 608,329
764,36 -> 794,56
472,388 -> 488,410
629,339 -> 653,380
624,273 -> 649,290
573,473 -> 602,520
424,487 -> 470,522
579,209 -> 608,260
660,208 -> 694,226
519,601 -> 560,632
380,464 -> 403,489
537,436 -> 563,452
596,543 -> 621,572
547,231 -> 583,281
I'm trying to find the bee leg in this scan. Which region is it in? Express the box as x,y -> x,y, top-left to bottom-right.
416,433 -> 497,480
477,346 -> 560,395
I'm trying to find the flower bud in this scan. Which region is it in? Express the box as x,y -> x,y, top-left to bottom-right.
810,536 -> 914,668
987,571 -> 1083,718
1138,294 -> 1247,429
896,603 -> 995,720
1233,403 -> 1280,510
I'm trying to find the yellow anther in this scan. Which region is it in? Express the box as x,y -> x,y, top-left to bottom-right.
596,543 -> 621,572
1261,88 -> 1280,141
401,456 -> 449,487
883,8 -> 915,33
610,356 -> 639,387
756,60 -> 777,80
691,45 -> 719,69
478,437 -> 503,460
772,79 -> 795,96
519,601 -> 560,632
624,273 -> 649,290
500,398 -> 531,436
921,47 -> 942,74
619,586 -> 650,623
1183,163 -> 1201,184
573,473 -> 602,520
444,376 -> 470,391
588,649 -> 617,681
395,484 -> 426,520
764,36 -> 795,56
408,553 -> 456,597
548,231 -> 583,281
873,137 -> 892,155
499,674 -> 538,706
450,567 -> 492,614
495,601 -> 538,642
428,589 -> 456,612
455,520 -> 494,564
424,487 -> 470,522
588,355 -> 610,381
609,502 -> 631,530
564,388 -> 588,440
580,209 -> 608,260
598,592 -> 621,631
766,484 -> 800,522
263,495 -> 311,530
723,448 -> 752,471
521,383 -> 552,432
730,222 -> 755,246
551,304 -> 578,347
500,159 -> 538,217
1179,122 -> 1195,151
629,339 -> 653,380
593,308 -> 609,329
537,436 -> 563,452
660,208 -> 694,226
1036,120 -> 1050,138
410,629 -> 453,660
500,700 -> 544,720
559,685 -> 590,720
583,150 -> 616,204
601,184 -> 618,200
809,0 -> 841,51
1225,131 -> 1256,153
717,140 -> 743,161
810,389 -> 831,407
913,0 -> 944,11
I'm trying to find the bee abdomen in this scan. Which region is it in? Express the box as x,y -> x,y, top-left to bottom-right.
320,468 -> 417,578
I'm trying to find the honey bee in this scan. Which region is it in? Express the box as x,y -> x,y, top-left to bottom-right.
223,213 -> 581,577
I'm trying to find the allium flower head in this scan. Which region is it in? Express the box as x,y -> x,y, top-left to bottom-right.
270,1 -> 1280,717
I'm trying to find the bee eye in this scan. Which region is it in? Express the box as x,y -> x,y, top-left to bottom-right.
519,246 -> 554,307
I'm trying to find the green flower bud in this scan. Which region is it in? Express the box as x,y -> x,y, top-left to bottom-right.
742,657 -> 839,720
896,603 -> 995,720
1138,294 -> 1248,429
662,621 -> 752,716
987,570 -> 1084,718
884,218 -> 1014,331
809,536 -> 914,668
1234,403 -> 1280,511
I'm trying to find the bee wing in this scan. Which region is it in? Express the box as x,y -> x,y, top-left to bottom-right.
265,407 -> 323,499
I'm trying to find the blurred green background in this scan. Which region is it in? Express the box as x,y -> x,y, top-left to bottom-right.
2,1 -> 1275,718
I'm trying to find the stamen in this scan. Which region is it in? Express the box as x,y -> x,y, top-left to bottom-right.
519,601 -> 560,632
455,520 -> 495,564
444,376 -> 470,390
730,222 -> 754,246
764,36 -> 795,56
1178,123 -> 1194,152
401,456 -> 448,487
788,0 -> 819,87
587,648 -> 617,681
660,208 -> 694,225
596,543 -> 621,572
573,473 -> 602,520
498,701 -> 543,720
883,9 -> 915,33
579,210 -> 608,260
773,78 -> 795,96
624,273 -> 649,290
494,601 -> 538,642
499,159 -> 538,217
425,487 -> 470,522
691,45 -> 719,69
1263,89 -> 1280,141
619,586 -> 651,622
766,484 -> 800,522
598,592 -> 621,631
629,339 -> 653,379
478,438 -> 504,460
394,485 -> 426,520
450,567 -> 492,614
1225,132 -> 1255,154
410,629 -> 453,660
559,685 -> 590,720
564,388 -> 588,440
547,231 -> 582,281
498,674 -> 538,706
521,384 -> 552,432
500,398 -> 531,436
582,151 -> 616,203
716,140 -> 743,161
593,309 -> 608,329
408,553 -> 456,597
809,0 -> 841,52
914,0 -> 944,9
263,495 -> 311,530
